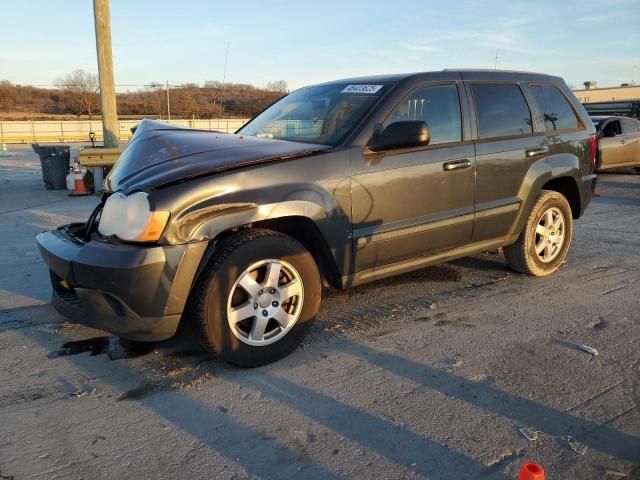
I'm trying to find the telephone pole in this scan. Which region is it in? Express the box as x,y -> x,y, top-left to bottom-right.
93,0 -> 118,148
166,80 -> 171,121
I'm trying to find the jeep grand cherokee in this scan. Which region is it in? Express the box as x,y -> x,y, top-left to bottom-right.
36,70 -> 597,366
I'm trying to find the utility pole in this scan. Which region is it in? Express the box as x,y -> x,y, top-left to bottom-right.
166,80 -> 171,121
92,0 -> 118,148
219,41 -> 230,109
222,41 -> 230,85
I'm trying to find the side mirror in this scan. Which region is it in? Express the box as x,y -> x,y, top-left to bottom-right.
369,121 -> 430,151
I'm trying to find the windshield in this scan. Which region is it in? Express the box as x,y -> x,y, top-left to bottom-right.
238,83 -> 388,146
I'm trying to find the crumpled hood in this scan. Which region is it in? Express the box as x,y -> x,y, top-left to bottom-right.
104,119 -> 330,193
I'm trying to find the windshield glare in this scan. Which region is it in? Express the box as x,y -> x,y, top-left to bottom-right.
238,83 -> 387,145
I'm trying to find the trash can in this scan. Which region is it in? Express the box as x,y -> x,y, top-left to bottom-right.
32,144 -> 70,190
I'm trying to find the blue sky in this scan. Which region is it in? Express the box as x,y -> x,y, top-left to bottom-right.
2,0 -> 639,91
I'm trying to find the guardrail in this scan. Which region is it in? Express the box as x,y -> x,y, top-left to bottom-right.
0,118 -> 249,144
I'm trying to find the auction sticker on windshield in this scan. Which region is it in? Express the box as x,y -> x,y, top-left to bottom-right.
341,84 -> 383,94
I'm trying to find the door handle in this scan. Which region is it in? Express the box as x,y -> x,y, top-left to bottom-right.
525,146 -> 549,157
443,159 -> 471,171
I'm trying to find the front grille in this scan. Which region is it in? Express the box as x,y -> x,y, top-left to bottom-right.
52,288 -> 87,319
56,290 -> 84,309
49,270 -> 86,316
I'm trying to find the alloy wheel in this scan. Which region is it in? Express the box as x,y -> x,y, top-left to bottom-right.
226,259 -> 304,346
534,206 -> 566,263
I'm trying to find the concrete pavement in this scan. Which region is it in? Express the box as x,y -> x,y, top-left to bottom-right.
0,145 -> 638,479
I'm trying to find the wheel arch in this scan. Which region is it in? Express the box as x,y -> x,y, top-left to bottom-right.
215,216 -> 342,289
190,211 -> 344,298
540,176 -> 581,219
511,154 -> 583,236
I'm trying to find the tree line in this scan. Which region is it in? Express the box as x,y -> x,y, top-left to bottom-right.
0,70 -> 288,120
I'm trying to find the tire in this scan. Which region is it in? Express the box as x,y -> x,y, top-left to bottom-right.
188,228 -> 321,367
504,190 -> 573,277
634,167 -> 640,174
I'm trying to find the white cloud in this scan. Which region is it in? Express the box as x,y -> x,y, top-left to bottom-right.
577,12 -> 621,22
400,43 -> 439,53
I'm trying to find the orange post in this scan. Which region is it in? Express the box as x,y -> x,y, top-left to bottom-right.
518,462 -> 545,480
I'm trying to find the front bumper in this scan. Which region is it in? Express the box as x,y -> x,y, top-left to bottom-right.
36,224 -> 207,341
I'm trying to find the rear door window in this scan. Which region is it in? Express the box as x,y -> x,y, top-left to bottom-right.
384,83 -> 462,145
530,85 -> 580,131
471,84 -> 533,139
621,117 -> 639,134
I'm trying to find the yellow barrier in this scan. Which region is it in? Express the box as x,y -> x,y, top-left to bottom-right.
79,147 -> 123,167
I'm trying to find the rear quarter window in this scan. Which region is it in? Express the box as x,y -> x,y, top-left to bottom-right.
471,83 -> 533,139
530,85 -> 580,131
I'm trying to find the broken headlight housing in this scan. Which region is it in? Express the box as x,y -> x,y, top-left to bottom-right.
98,191 -> 169,242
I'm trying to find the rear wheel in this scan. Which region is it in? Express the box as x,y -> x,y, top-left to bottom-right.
504,190 -> 573,276
188,229 -> 321,367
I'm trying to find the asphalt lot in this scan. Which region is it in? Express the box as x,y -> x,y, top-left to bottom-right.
1,144 -> 639,479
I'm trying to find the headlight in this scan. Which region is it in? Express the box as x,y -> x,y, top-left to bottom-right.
98,192 -> 170,242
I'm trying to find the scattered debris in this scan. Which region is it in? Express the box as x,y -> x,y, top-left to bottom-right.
68,387 -> 97,398
519,425 -> 588,455
589,316 -> 608,330
484,448 -> 524,470
576,344 -> 599,356
116,370 -> 216,401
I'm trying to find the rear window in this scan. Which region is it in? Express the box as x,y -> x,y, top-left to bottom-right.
530,85 -> 580,131
471,84 -> 533,139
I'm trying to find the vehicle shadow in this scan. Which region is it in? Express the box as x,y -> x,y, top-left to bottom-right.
11,322 -> 513,480
8,323 -> 342,480
239,372 -> 513,480
327,338 -> 640,463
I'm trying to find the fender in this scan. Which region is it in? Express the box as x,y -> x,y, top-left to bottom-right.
509,152 -> 582,237
186,199 -> 328,242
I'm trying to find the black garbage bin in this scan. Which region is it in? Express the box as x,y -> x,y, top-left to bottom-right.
32,144 -> 70,190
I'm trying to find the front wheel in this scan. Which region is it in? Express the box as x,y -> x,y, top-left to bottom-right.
188,229 -> 321,367
504,190 -> 573,276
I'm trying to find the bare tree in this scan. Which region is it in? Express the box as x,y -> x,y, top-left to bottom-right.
143,82 -> 165,118
202,80 -> 226,117
266,80 -> 288,93
55,70 -> 100,119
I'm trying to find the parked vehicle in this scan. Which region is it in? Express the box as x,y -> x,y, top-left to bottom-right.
591,115 -> 640,172
36,70 -> 597,366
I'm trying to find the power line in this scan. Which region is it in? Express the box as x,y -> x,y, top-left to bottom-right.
2,83 -> 207,88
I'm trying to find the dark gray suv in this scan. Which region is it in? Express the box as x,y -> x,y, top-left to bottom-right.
37,70 -> 597,366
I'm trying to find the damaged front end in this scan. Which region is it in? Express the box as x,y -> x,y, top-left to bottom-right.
36,207 -> 207,341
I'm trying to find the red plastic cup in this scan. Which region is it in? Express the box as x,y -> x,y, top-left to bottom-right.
518,462 -> 545,480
